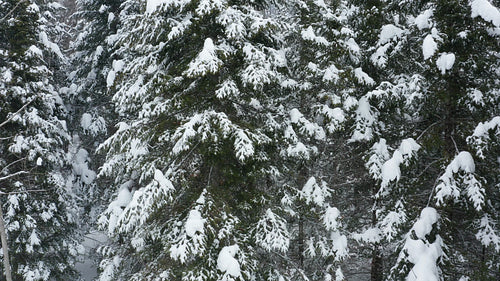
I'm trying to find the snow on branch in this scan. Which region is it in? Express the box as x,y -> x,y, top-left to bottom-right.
171,110 -> 269,162
435,152 -> 484,211
476,214 -> 500,251
169,192 -> 209,263
376,138 -> 421,196
184,38 -> 222,77
393,207 -> 443,281
470,0 -> 500,28
467,116 -> 500,158
255,209 -> 290,253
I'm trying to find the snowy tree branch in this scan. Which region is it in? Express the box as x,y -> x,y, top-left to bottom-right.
0,99 -> 33,129
0,0 -> 28,23
0,188 -> 54,195
0,170 -> 28,182
0,157 -> 27,175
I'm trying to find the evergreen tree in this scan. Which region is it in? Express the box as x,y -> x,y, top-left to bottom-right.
0,0 -> 82,279
95,0 -> 314,279
348,0 -> 500,279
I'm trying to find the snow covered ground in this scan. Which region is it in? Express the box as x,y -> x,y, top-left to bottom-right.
75,232 -> 108,281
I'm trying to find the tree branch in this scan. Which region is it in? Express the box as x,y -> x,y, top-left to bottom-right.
0,0 -> 27,23
0,99 -> 33,129
0,188 -> 54,195
0,171 -> 28,182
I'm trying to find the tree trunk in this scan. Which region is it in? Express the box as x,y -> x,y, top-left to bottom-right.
0,204 -> 13,281
371,247 -> 383,281
298,215 -> 304,268
370,207 -> 383,281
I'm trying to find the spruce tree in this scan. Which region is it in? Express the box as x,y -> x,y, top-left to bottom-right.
0,0 -> 82,279
95,0 -> 314,279
348,0 -> 500,279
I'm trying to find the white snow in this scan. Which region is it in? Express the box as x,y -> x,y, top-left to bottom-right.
448,151 -> 475,173
353,227 -> 382,244
39,31 -> 64,60
323,64 -> 340,82
255,209 -> 290,252
414,8 -> 434,30
289,108 -> 325,140
81,113 -> 92,130
468,116 -> 500,158
289,108 -> 302,123
115,184 -> 133,207
215,80 -> 240,99
435,151 -> 484,211
108,12 -> 115,24
196,0 -> 226,16
366,138 -> 390,180
471,116 -> 500,137
2,69 -> 12,82
345,38 -> 360,54
350,96 -> 375,142
436,53 -> 455,74
72,148 -> 97,185
217,245 -> 241,278
470,0 -> 500,27
234,130 -> 254,161
354,68 -> 375,86
185,209 -> 205,237
302,177 -> 330,206
27,45 -> 43,58
323,206 -> 340,231
184,38 -> 222,77
106,60 -> 125,87
105,181 -> 133,234
301,26 -> 330,46
378,24 -> 405,45
106,71 -> 116,87
422,35 -> 437,59
29,230 -> 41,247
381,151 -> 403,188
146,0 -> 190,14
403,207 -> 442,281
286,142 -> 311,159
399,138 -> 421,159
380,138 -> 420,189
75,231 -> 108,281
154,169 -> 175,192
330,231 -> 348,260
412,207 -> 438,239
475,215 -> 500,250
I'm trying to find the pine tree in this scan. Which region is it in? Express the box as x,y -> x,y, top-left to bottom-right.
0,0 -> 82,279
348,0 -> 500,279
66,0 -> 120,212
95,0 -> 316,280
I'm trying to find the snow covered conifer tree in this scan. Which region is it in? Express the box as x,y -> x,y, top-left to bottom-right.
0,0 -> 82,279
350,0 -> 500,279
95,0 -> 327,280
280,0 -> 374,279
64,0 -> 120,231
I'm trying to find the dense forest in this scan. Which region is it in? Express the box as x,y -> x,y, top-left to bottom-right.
0,0 -> 499,280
